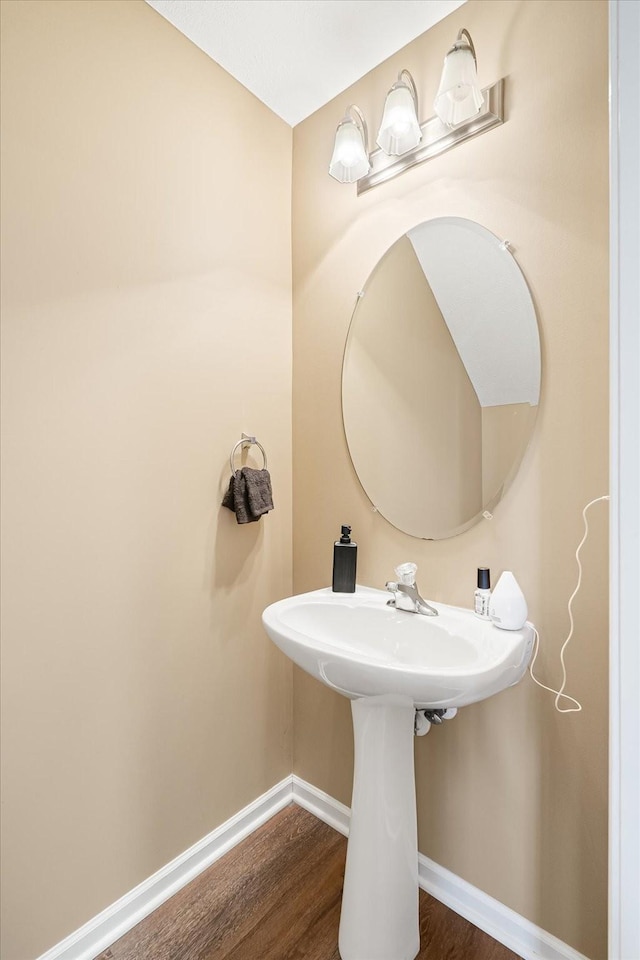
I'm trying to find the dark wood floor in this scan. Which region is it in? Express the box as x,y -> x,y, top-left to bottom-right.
97,804 -> 521,960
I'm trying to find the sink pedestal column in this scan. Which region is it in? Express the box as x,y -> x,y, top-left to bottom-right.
338,694 -> 419,960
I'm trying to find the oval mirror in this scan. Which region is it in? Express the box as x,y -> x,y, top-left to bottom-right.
342,217 -> 541,540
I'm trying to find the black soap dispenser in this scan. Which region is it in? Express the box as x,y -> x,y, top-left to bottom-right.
332,525 -> 357,593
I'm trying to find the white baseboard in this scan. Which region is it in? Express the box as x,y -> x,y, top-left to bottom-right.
292,773 -> 350,837
36,776 -> 293,960
417,854 -> 589,960
36,774 -> 589,960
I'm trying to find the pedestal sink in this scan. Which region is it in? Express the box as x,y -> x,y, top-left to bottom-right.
262,585 -> 535,960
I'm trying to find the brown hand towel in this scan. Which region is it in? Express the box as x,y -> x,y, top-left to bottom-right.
222,468 -> 274,524
222,470 -> 259,524
242,467 -> 274,517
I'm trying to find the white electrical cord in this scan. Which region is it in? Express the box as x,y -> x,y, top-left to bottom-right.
529,495 -> 610,713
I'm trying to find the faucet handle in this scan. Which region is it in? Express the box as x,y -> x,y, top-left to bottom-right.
394,562 -> 417,586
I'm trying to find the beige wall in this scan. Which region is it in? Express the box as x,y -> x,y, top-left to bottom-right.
343,235 -> 482,538
0,2 -> 292,958
292,2 -> 609,958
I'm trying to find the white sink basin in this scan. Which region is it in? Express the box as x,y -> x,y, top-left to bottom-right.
264,584 -> 536,959
262,585 -> 534,708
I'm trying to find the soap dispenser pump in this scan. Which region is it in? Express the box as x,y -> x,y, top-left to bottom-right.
332,525 -> 357,593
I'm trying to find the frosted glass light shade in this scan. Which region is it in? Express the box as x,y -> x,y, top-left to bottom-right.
376,84 -> 422,156
329,118 -> 370,183
434,45 -> 484,126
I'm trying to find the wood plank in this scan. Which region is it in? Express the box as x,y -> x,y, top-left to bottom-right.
99,804 -> 521,960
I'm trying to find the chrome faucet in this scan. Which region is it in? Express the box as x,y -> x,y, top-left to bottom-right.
386,562 -> 438,617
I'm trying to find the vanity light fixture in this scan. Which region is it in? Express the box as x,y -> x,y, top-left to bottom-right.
329,28 -> 504,194
329,105 -> 370,183
376,70 -> 421,156
433,29 -> 484,127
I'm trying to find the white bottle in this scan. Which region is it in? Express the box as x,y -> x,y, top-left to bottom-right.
474,567 -> 491,619
489,571 -> 528,630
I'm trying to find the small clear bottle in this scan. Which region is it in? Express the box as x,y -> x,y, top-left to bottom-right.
474,567 -> 491,619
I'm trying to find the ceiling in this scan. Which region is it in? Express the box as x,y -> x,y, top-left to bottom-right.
144,0 -> 466,126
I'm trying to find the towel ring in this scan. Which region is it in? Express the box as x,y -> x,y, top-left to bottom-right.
230,434 -> 268,476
